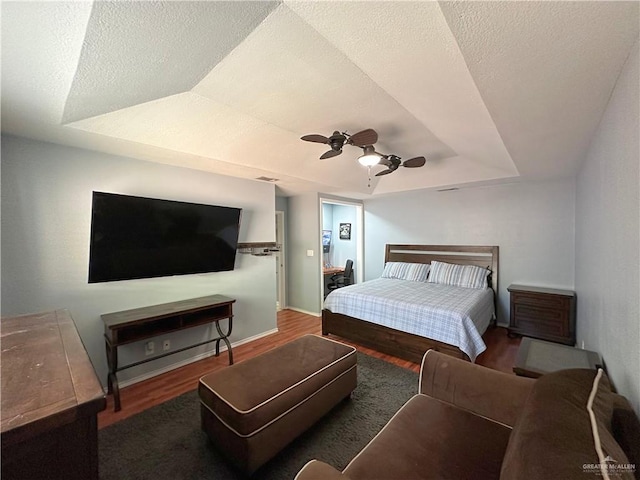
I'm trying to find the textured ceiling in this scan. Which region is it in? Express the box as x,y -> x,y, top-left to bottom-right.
2,1 -> 638,197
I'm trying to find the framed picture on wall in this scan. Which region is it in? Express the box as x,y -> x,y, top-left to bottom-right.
339,223 -> 351,240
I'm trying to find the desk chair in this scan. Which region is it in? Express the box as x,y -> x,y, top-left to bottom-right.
327,260 -> 354,292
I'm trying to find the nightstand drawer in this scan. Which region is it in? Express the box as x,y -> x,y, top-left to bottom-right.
513,312 -> 568,337
510,291 -> 569,310
513,303 -> 566,323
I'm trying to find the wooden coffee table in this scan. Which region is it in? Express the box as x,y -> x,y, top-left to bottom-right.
513,337 -> 602,378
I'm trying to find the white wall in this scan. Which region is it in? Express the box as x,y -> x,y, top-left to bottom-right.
363,179 -> 576,324
575,39 -> 639,411
1,135 -> 278,386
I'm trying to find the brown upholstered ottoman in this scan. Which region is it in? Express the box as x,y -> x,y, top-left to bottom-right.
198,334 -> 357,474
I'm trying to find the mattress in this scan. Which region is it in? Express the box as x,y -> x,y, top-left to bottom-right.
323,278 -> 495,361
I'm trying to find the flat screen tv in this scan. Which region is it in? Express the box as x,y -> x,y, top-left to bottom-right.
88,192 -> 242,283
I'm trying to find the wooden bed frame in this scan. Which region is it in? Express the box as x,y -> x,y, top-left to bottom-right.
322,244 -> 499,363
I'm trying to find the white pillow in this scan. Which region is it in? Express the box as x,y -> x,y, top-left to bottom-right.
381,262 -> 430,282
428,260 -> 489,289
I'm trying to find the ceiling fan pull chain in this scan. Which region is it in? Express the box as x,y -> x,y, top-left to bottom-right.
367,166 -> 372,188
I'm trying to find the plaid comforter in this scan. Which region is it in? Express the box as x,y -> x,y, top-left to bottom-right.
323,278 -> 494,361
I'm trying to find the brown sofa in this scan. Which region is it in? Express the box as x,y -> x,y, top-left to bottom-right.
296,350 -> 640,480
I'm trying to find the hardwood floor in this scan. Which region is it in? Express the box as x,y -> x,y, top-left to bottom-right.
98,309 -> 520,429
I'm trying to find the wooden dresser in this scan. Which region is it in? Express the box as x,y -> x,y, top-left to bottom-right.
507,284 -> 576,345
1,309 -> 106,480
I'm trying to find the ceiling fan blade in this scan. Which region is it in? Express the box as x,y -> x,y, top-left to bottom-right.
349,129 -> 378,147
320,149 -> 342,159
301,134 -> 329,144
375,169 -> 394,177
402,156 -> 426,168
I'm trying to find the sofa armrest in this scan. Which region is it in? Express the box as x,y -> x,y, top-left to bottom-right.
611,394 -> 640,472
419,349 -> 535,427
295,460 -> 350,480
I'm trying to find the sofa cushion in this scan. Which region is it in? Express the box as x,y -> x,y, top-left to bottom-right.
343,394 -> 512,480
501,369 -> 634,480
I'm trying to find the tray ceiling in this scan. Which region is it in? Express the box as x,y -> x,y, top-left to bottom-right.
2,1 -> 638,197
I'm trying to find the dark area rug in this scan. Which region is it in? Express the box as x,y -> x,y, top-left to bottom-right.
99,352 -> 418,479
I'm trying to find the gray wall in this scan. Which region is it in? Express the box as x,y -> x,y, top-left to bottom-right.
575,39 -> 639,411
275,196 -> 289,214
1,135 -> 278,386
287,193 -> 321,314
363,179 -> 576,325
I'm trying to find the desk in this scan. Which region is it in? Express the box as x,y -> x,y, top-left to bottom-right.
323,267 -> 344,298
102,294 -> 235,411
513,337 -> 601,378
1,310 -> 106,480
323,267 -> 344,275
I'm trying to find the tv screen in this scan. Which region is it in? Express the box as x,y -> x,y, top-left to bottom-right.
88,192 -> 242,283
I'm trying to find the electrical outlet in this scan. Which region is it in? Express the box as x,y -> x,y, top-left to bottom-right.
163,339 -> 171,351
145,341 -> 155,356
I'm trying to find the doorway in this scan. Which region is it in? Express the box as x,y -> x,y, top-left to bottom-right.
319,198 -> 364,301
275,211 -> 286,311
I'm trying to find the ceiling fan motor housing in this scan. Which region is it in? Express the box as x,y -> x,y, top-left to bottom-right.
329,132 -> 346,151
388,155 -> 401,170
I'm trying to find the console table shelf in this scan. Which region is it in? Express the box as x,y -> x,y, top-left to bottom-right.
102,295 -> 236,412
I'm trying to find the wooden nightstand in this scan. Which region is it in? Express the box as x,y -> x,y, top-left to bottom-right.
507,284 -> 576,345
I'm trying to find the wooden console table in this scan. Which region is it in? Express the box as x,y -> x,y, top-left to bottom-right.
1,310 -> 106,480
102,294 -> 236,412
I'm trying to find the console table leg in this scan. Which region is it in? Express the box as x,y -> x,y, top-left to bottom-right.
105,341 -> 113,394
214,320 -> 234,365
222,336 -> 233,365
105,340 -> 121,412
108,373 -> 121,412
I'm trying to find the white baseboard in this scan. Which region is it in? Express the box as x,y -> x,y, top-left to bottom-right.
286,307 -> 321,317
115,328 -> 279,390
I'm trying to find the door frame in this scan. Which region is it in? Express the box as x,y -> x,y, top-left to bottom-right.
318,197 -> 364,303
275,210 -> 286,311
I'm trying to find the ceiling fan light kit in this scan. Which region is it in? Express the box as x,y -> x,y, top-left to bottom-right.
357,145 -> 381,166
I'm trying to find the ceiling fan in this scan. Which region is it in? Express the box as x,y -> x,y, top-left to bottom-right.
300,129 -> 378,159
301,128 -> 427,180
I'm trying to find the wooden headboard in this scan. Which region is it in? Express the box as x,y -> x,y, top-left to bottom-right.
384,244 -> 499,295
